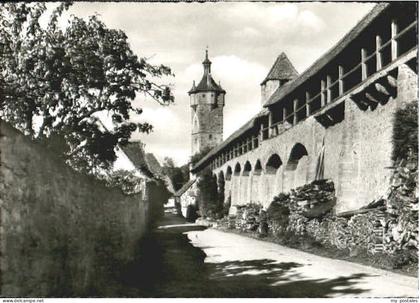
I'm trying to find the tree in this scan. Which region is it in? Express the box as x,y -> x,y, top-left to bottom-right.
105,169 -> 144,195
196,167 -> 218,218
190,146 -> 212,166
161,157 -> 189,191
189,147 -> 222,218
0,3 -> 174,173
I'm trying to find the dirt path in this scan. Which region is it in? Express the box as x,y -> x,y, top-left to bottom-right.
187,228 -> 419,298
106,213 -> 417,297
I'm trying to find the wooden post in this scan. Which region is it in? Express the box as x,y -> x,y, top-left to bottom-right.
338,65 -> 344,95
268,110 -> 273,137
293,99 -> 298,125
305,92 -> 310,117
321,80 -> 326,107
326,75 -> 332,103
361,48 -> 367,80
251,136 -> 255,149
391,19 -> 398,60
376,35 -> 383,71
260,123 -> 264,141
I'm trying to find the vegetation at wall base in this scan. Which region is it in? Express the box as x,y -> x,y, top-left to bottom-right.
392,102 -> 418,161
161,157 -> 190,192
189,147 -> 225,219
215,174 -> 418,275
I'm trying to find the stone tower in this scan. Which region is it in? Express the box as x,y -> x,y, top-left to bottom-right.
188,50 -> 226,156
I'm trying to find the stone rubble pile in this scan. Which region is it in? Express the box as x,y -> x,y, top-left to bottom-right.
215,158 -> 418,264
287,179 -> 336,235
289,179 -> 336,218
383,155 -> 418,255
235,203 -> 262,232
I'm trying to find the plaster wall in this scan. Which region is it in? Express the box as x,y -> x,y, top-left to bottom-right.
0,121 -> 158,297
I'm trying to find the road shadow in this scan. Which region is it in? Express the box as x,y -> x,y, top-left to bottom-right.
203,260 -> 371,297
107,214 -> 373,298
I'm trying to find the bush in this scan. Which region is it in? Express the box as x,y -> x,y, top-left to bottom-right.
266,197 -> 290,237
393,102 -> 418,161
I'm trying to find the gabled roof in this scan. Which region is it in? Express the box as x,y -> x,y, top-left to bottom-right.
174,179 -> 196,197
261,52 -> 298,85
120,142 -> 154,178
145,153 -> 163,177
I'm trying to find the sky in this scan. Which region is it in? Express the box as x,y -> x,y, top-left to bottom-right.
67,2 -> 375,166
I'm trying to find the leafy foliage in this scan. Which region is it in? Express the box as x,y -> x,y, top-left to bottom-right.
104,170 -> 144,195
196,167 -> 219,218
161,157 -> 190,191
190,146 -> 212,166
393,102 -> 418,162
190,147 -> 223,218
0,3 -> 174,173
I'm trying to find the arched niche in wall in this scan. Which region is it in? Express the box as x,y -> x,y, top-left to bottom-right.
226,166 -> 232,181
285,143 -> 309,189
254,160 -> 263,176
265,153 -> 282,174
234,163 -> 241,176
242,161 -> 252,176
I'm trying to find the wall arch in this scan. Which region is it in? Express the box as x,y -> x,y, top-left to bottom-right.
226,166 -> 232,181
263,153 -> 283,207
234,163 -> 241,176
254,160 -> 262,176
243,161 -> 252,176
285,143 -> 309,190
265,153 -> 282,174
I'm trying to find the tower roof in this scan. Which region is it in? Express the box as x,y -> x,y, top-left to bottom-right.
188,50 -> 226,95
260,52 -> 298,85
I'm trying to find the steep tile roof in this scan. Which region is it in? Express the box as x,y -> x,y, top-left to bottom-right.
188,50 -> 226,94
261,52 -> 298,85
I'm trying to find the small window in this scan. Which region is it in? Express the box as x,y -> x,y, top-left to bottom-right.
209,134 -> 212,139
202,94 -> 205,97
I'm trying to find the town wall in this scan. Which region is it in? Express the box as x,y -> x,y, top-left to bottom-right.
215,63 -> 417,214
0,121 -> 160,297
